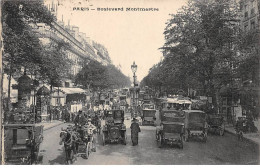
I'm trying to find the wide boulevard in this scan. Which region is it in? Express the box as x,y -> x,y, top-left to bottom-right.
39,114 -> 259,165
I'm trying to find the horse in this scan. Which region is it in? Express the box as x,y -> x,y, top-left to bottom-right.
59,130 -> 77,164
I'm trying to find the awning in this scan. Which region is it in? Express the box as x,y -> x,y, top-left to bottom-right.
177,100 -> 192,104
55,87 -> 87,94
166,98 -> 178,103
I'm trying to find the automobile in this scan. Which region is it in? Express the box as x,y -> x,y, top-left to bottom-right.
102,109 -> 127,145
207,114 -> 225,136
156,109 -> 185,149
141,104 -> 156,126
4,123 -> 44,165
183,110 -> 208,142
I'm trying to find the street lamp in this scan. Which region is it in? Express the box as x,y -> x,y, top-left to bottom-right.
131,62 -> 137,117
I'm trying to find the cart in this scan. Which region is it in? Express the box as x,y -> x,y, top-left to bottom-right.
4,124 -> 43,165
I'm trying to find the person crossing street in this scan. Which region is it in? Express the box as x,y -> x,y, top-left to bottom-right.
130,118 -> 141,146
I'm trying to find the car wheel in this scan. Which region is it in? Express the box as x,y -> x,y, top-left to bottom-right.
184,131 -> 189,142
179,142 -> 183,149
203,134 -> 207,143
122,132 -> 127,145
219,125 -> 225,136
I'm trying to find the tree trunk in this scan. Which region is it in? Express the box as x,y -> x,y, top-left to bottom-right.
7,61 -> 13,113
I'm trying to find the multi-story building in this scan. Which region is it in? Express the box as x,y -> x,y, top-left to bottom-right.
3,0 -> 113,115
219,0 -> 260,123
240,0 -> 259,32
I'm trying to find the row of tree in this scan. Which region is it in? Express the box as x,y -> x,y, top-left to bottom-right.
2,0 -> 131,109
141,0 -> 259,107
75,60 -> 131,92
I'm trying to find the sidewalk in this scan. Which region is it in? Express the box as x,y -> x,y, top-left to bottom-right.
225,120 -> 260,145
39,120 -> 64,131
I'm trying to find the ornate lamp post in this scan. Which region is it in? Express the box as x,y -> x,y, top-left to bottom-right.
131,62 -> 137,117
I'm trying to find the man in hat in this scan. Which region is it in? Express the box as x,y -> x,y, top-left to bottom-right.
130,118 -> 141,146
74,110 -> 86,126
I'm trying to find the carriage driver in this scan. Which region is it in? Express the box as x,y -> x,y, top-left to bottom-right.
74,110 -> 87,126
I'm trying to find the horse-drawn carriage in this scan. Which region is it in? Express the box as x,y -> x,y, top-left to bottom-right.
4,123 -> 44,165
60,124 -> 96,164
102,109 -> 127,145
207,114 -> 225,136
156,109 -> 185,149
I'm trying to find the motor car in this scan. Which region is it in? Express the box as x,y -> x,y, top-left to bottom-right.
141,103 -> 156,126
183,110 -> 207,142
102,109 -> 127,145
156,109 -> 185,148
207,114 -> 225,136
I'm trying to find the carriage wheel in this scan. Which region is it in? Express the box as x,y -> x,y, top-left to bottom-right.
155,131 -> 159,141
102,132 -> 106,146
184,131 -> 189,142
85,142 -> 90,159
157,134 -> 162,148
71,149 -> 76,164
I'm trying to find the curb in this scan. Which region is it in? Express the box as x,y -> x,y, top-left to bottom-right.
225,129 -> 259,145
43,122 -> 64,131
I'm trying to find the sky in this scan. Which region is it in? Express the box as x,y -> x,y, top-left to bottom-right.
46,0 -> 187,82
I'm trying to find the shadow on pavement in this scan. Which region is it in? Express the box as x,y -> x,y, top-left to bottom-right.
48,147 -> 66,165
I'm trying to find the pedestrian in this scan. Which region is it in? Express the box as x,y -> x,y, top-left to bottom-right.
130,118 -> 141,146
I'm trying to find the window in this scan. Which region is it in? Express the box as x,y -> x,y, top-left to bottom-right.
244,11 -> 248,18
244,5 -> 248,11
251,21 -> 255,29
251,8 -> 255,15
55,98 -> 60,105
244,24 -> 248,32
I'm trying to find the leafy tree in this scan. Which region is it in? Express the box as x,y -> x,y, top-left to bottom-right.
2,0 -> 71,110
38,40 -> 71,90
142,0 -> 240,105
75,60 -> 109,91
2,0 -> 55,110
106,64 -> 131,89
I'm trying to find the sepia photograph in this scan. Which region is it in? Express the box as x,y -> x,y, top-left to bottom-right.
0,0 -> 259,165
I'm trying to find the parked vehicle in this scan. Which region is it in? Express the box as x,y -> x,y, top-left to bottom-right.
183,110 -> 207,142
207,114 -> 225,136
102,109 -> 127,145
141,104 -> 156,126
4,124 -> 44,165
156,109 -> 185,148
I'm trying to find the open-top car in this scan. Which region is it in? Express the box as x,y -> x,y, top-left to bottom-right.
156,109 -> 185,149
183,110 -> 207,142
141,103 -> 156,126
4,124 -> 44,165
207,114 -> 225,136
102,109 -> 127,145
